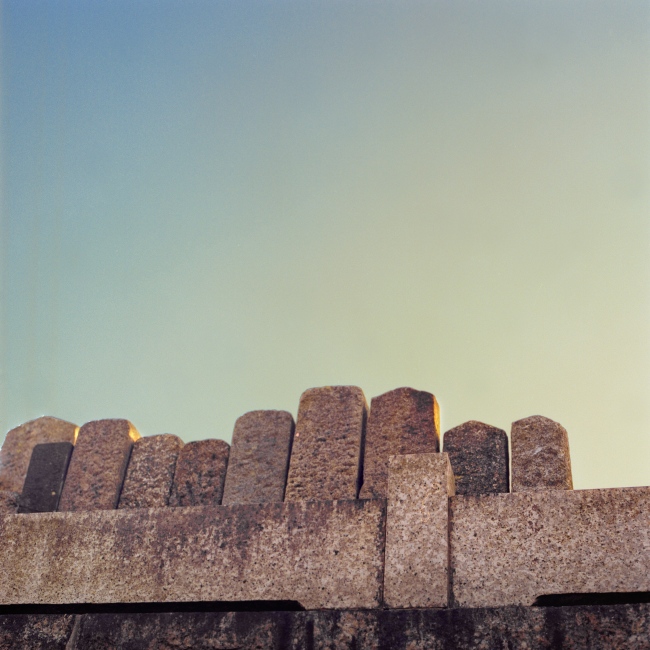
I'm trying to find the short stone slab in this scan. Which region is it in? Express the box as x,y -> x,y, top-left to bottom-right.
0,417 -> 77,493
450,486 -> 650,608
285,386 -> 367,502
511,415 -> 572,491
222,410 -> 295,505
359,388 -> 439,500
442,420 -> 509,495
58,420 -> 140,512
18,442 -> 74,513
169,439 -> 230,507
0,614 -> 76,650
118,435 -> 184,509
384,453 -> 455,609
0,499 -> 386,610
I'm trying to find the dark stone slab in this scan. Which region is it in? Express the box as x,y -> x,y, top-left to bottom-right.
168,439 -> 230,507
222,410 -> 295,505
442,420 -> 509,495
0,614 -> 75,650
118,435 -> 184,509
18,442 -> 74,513
359,387 -> 439,499
285,386 -> 367,502
511,415 -> 573,492
58,420 -> 140,512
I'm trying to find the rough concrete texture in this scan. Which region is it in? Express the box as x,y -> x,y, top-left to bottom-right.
12,604 -> 648,649
384,453 -> 455,609
0,499 -> 386,610
450,486 -> 650,608
285,386 -> 367,502
0,417 -> 77,493
58,420 -> 140,512
118,434 -> 184,509
442,420 -> 509,495
359,388 -> 439,500
18,442 -> 74,513
168,439 -> 230,506
0,491 -> 19,515
222,410 -> 295,505
511,415 -> 573,492
0,614 -> 76,650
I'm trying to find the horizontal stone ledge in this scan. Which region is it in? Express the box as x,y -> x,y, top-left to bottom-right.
0,499 -> 386,611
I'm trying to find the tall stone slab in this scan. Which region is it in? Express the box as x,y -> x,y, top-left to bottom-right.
58,420 -> 140,512
511,415 -> 572,492
118,434 -> 184,509
0,417 -> 77,493
18,442 -> 74,513
284,386 -> 367,502
359,387 -> 439,499
442,420 -> 509,495
384,453 -> 455,609
222,410 -> 295,505
169,439 -> 230,507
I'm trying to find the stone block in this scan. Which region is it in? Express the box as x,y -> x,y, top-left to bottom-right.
0,491 -> 19,516
58,420 -> 140,512
442,420 -> 509,495
511,415 -> 572,491
450,486 -> 650,608
359,387 -> 439,500
0,499 -> 386,610
18,442 -> 74,513
118,435 -> 184,509
285,386 -> 367,502
384,453 -> 455,609
222,410 -> 294,505
0,615 -> 75,650
0,417 -> 77,493
169,439 -> 230,507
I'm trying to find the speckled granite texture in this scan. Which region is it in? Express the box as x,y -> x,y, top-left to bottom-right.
0,417 -> 77,493
442,420 -> 509,495
450,486 -> 650,608
58,419 -> 140,512
384,453 -> 455,608
359,388 -> 439,500
168,439 -> 230,506
118,434 -> 184,509
511,415 -> 573,491
285,386 -> 367,502
222,410 -> 295,505
3,604 -> 649,649
0,499 -> 386,610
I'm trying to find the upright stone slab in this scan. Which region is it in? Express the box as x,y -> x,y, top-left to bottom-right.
511,415 -> 572,492
169,439 -> 230,507
384,453 -> 455,609
0,417 -> 77,493
222,410 -> 295,505
359,387 -> 439,499
284,386 -> 367,502
442,420 -> 509,495
118,434 -> 184,509
18,442 -> 74,513
57,419 -> 140,512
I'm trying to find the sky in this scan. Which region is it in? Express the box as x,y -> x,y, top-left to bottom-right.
1,0 -> 649,490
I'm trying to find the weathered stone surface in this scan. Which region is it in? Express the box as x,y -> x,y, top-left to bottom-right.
450,486 -> 650,608
0,491 -> 19,516
384,453 -> 455,608
222,410 -> 294,505
0,417 -> 77,493
118,435 -> 184,509
0,499 -> 386,610
58,420 -> 140,512
0,614 -> 75,650
359,388 -> 439,500
511,415 -> 572,492
18,442 -> 74,513
442,420 -> 509,495
285,386 -> 367,502
168,439 -> 230,507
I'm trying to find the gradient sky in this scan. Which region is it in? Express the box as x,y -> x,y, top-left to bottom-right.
1,0 -> 649,490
